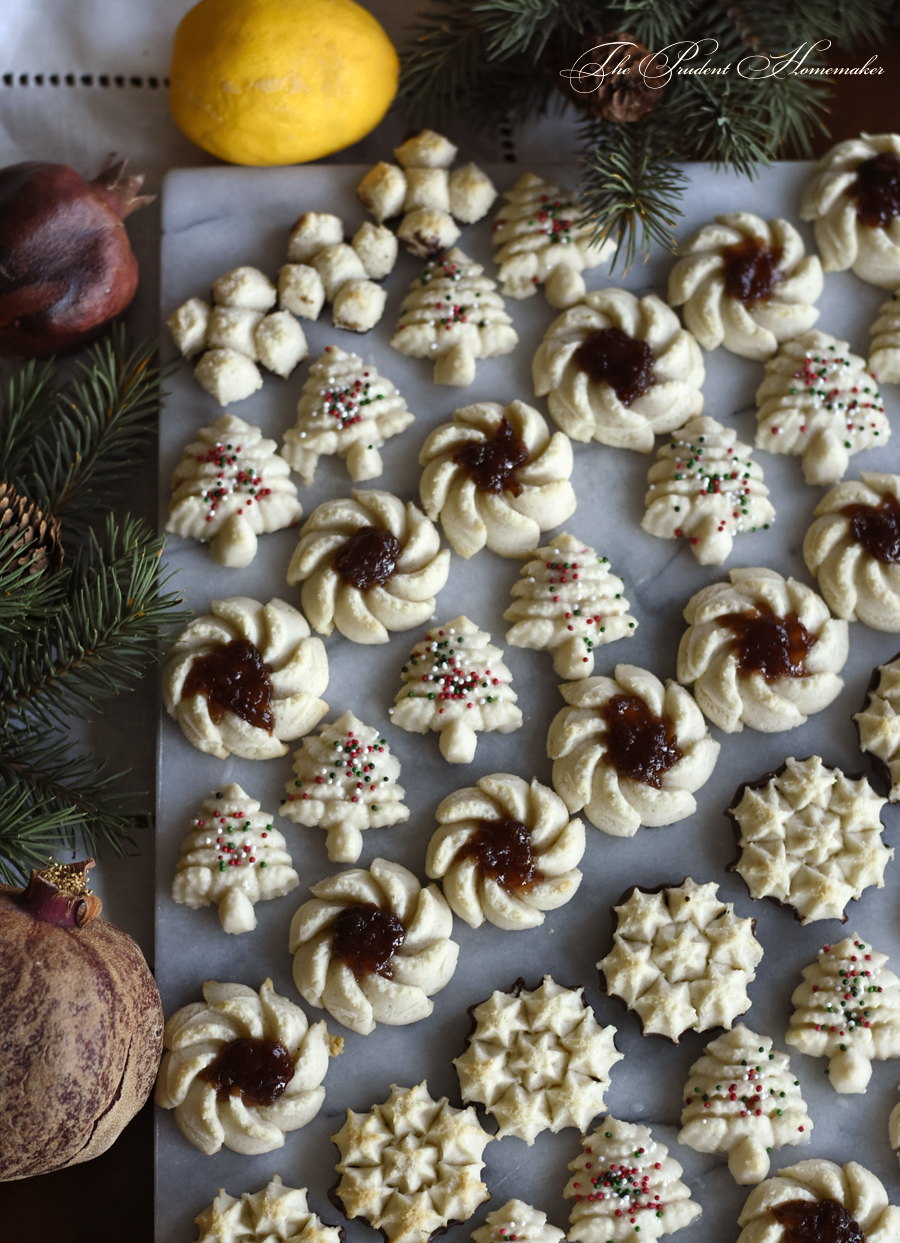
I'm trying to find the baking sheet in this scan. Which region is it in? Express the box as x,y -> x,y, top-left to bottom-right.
157,161 -> 900,1242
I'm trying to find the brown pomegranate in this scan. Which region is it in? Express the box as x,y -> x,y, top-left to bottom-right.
0,859 -> 163,1180
0,157 -> 153,358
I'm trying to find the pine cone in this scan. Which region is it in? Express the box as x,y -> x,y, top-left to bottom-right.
555,31 -> 662,123
0,482 -> 63,572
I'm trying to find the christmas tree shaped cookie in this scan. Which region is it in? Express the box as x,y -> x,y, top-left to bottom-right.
389,616 -> 523,762
390,247 -> 518,386
504,532 -> 637,678
280,709 -> 409,863
281,346 -> 414,485
172,784 -> 300,934
678,1024 -> 812,1184
785,934 -> 900,1091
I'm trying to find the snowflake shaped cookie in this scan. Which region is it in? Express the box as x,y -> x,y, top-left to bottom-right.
668,213 -> 823,360
332,1081 -> 491,1243
172,784 -> 300,934
869,288 -> 900,381
800,133 -> 900,286
281,346 -> 414,484
677,568 -> 849,734
532,288 -> 704,453
280,710 -> 408,863
755,331 -> 889,485
167,413 -> 302,567
472,1201 -> 565,1243
389,616 -> 523,763
491,172 -> 613,308
598,879 -> 764,1042
504,533 -> 637,678
419,399 -> 576,559
194,1175 -> 343,1243
804,473 -> 900,630
785,934 -> 900,1092
154,979 -> 340,1156
736,1159 -> 900,1243
643,415 -> 775,565
564,1117 -> 702,1243
727,756 -> 892,925
678,1024 -> 812,1185
286,489 -> 450,644
162,597 -> 329,760
454,976 -> 621,1144
288,857 -> 458,1035
855,654 -> 900,799
426,775 -> 585,930
547,665 -> 719,837
391,248 -> 518,386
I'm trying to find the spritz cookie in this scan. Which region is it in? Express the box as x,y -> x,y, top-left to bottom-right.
800,133 -> 900,286
162,597 -> 329,760
281,346 -> 414,485
286,489 -> 450,644
727,756 -> 892,925
390,616 -> 523,763
643,416 -> 775,566
755,332 -> 888,486
678,1025 -> 812,1185
668,213 -> 822,360
154,979 -> 340,1156
504,533 -> 637,678
869,288 -> 900,381
472,1201 -> 564,1243
532,288 -> 704,452
804,473 -> 900,630
167,413 -> 302,568
855,654 -> 900,799
332,1082 -> 491,1243
426,774 -> 585,930
454,976 -> 621,1144
418,399 -> 576,559
172,784 -> 299,934
547,665 -> 719,837
598,878 -> 763,1042
193,1177 -> 343,1243
677,568 -> 848,733
785,934 -> 900,1092
288,857 -> 458,1036
280,710 -> 408,863
736,1159 -> 900,1243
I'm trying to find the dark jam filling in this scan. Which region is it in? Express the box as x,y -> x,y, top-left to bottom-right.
460,816 -> 543,893
331,902 -> 405,980
600,692 -> 682,789
852,151 -> 900,228
842,492 -> 900,564
721,235 -> 782,308
574,326 -> 655,406
201,1036 -> 295,1107
453,416 -> 529,497
717,601 -> 816,683
771,1198 -> 863,1243
182,638 -> 274,733
333,526 -> 401,590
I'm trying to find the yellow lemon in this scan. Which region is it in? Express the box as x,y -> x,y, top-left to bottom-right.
169,0 -> 399,166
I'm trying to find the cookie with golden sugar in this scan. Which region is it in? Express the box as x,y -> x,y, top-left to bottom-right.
194,1175 -> 343,1243
736,1159 -> 900,1243
855,654 -> 900,800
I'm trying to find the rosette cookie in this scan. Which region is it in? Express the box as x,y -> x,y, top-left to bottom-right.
677,568 -> 848,733
193,1176 -> 344,1243
285,490 -> 450,644
855,654 -> 900,799
547,665 -> 719,837
154,979 -> 340,1156
162,597 -> 329,760
736,1159 -> 900,1243
419,400 -> 576,559
804,473 -> 900,630
425,774 -> 585,930
668,213 -> 823,360
755,332 -> 888,485
167,414 -> 302,568
532,288 -> 704,452
288,857 -> 458,1035
800,133 -> 900,287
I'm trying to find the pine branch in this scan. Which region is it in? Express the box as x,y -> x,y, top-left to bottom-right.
0,358 -> 61,484
0,522 -> 62,637
474,0 -> 598,60
399,0 -> 496,126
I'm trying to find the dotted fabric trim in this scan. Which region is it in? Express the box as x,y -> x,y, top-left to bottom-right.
2,73 -> 168,88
